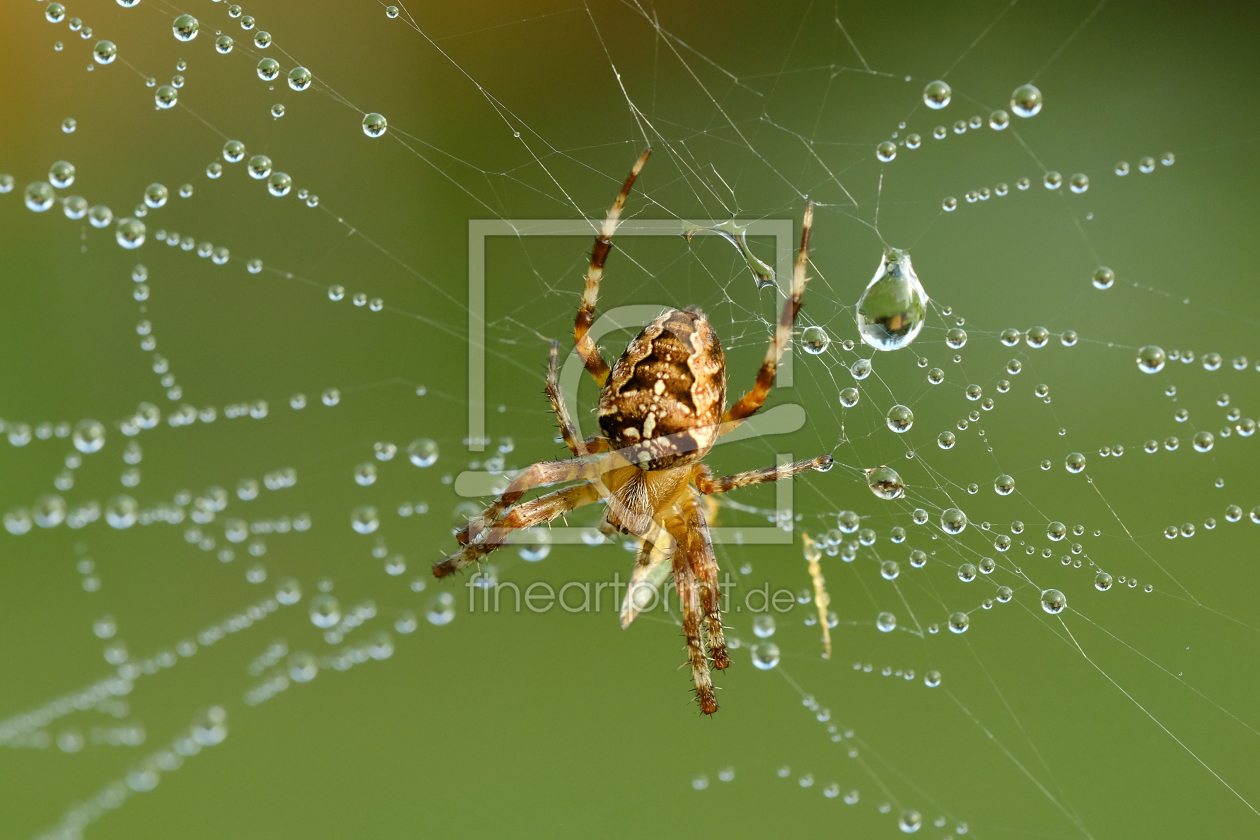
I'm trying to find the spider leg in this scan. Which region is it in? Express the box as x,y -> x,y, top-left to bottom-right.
434,482 -> 601,577
458,455 -> 608,547
665,514 -> 718,715
545,339 -> 607,458
680,495 -> 728,672
574,149 -> 651,388
620,525 -> 676,629
722,202 -> 814,426
692,455 -> 833,495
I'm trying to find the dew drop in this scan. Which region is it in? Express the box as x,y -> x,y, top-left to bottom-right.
362,112 -> 388,138
1010,83 -> 1042,117
1040,589 -> 1067,614
350,505 -> 379,535
923,80 -> 951,109
940,508 -> 967,535
1137,345 -> 1166,373
172,14 -> 199,42
751,642 -> 780,670
408,438 -> 439,467
287,66 -> 312,91
800,325 -> 830,355
885,405 -> 913,433
856,249 -> 928,351
865,465 -> 905,500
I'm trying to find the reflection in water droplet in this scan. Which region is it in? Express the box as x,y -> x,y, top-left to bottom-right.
1137,345 -> 1165,373
427,592 -> 456,625
923,80 -> 951,109
172,14 -> 199,42
363,112 -> 388,138
865,465 -> 905,500
308,594 -> 340,628
885,405 -> 913,433
751,642 -> 780,670
941,508 -> 967,534
856,249 -> 928,351
408,438 -> 439,467
350,505 -> 379,534
800,325 -> 830,355
1010,83 -> 1042,117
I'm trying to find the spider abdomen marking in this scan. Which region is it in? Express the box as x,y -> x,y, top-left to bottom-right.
598,308 -> 725,470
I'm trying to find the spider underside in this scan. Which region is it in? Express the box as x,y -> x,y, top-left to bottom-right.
433,150 -> 831,714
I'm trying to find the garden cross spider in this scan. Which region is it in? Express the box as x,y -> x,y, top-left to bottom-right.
434,150 -> 832,714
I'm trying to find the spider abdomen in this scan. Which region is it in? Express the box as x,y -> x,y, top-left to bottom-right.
598,307 -> 725,470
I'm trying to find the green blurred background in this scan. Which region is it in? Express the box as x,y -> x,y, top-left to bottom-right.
2,0 -> 1259,837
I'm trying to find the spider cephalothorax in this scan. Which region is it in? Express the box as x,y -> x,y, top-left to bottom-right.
434,150 -> 831,714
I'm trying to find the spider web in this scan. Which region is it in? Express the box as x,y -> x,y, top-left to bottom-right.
1,0 -> 1259,837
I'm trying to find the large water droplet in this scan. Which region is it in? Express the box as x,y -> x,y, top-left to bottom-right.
856,249 -> 928,351
350,505 -> 379,534
172,14 -> 199,42
865,465 -> 905,500
751,642 -> 780,670
115,218 -> 145,249
426,592 -> 456,625
25,182 -> 55,212
885,405 -> 913,433
800,325 -> 830,355
899,810 -> 922,833
309,594 -> 340,628
93,40 -> 117,64
72,420 -> 105,453
1010,83 -> 1042,117
287,66 -> 312,91
362,112 -> 388,138
1137,345 -> 1165,373
923,80 -> 951,109
407,438 -> 439,467
940,508 -> 967,535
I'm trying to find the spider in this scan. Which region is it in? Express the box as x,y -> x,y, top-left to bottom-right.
433,150 -> 832,714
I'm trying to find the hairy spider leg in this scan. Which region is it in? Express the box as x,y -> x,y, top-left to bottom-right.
620,526 -> 676,629
574,149 -> 651,388
456,455 -> 610,547
545,339 -> 607,458
680,495 -> 728,671
722,202 -> 814,426
434,483 -> 602,577
691,454 -> 833,495
665,507 -> 718,715
459,425 -> 706,551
